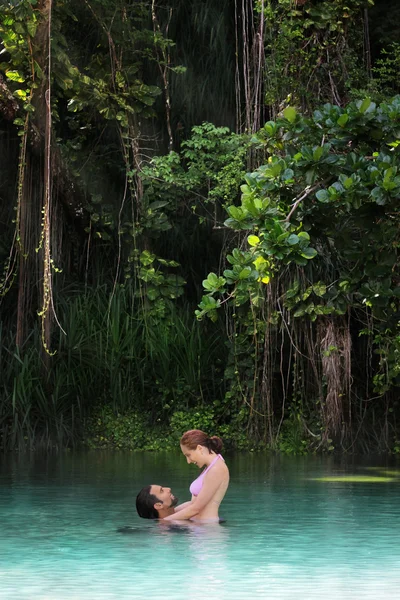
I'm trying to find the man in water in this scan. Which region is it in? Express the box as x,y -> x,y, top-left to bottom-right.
136,485 -> 183,519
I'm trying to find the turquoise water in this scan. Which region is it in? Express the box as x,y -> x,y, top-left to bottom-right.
1,451 -> 400,599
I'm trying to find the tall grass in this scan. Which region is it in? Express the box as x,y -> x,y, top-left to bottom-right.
0,286 -> 226,450
0,328 -> 86,451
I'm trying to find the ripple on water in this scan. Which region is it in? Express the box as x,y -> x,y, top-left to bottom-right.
1,452 -> 400,599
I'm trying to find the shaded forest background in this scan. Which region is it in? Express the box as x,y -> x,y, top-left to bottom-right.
1,0 -> 400,453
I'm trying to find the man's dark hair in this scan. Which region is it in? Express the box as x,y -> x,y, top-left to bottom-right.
136,485 -> 160,519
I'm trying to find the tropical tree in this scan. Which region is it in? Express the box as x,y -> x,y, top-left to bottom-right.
197,96 -> 400,451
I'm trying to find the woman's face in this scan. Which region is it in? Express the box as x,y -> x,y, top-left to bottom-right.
180,444 -> 206,468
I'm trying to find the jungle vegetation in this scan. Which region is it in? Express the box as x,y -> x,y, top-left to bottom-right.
0,0 -> 399,454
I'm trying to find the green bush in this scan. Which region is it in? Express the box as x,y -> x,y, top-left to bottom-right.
83,404 -> 264,451
84,405 -> 169,451
168,408 -> 217,442
277,414 -> 312,456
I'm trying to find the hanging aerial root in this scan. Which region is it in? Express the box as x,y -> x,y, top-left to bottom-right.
318,318 -> 352,441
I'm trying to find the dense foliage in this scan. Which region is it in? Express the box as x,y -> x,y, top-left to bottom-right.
197,97 -> 400,451
0,0 -> 399,453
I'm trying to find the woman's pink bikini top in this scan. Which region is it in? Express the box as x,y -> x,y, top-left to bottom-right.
189,454 -> 224,496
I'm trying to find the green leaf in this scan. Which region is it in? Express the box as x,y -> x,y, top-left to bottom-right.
343,177 -> 353,189
316,189 -> 330,203
34,61 -> 44,79
6,70 -> 25,83
297,231 -> 310,242
239,267 -> 252,279
227,206 -> 244,220
313,282 -> 327,297
358,98 -> 371,114
27,21 -> 37,37
203,273 -> 226,292
283,106 -> 297,123
146,287 -> 160,301
313,146 -> 323,162
267,162 -> 283,178
157,259 -> 179,267
148,200 -> 169,210
285,280 -> 299,299
140,250 -> 156,266
300,247 -> 317,259
371,187 -> 385,205
201,296 -> 219,309
248,235 -> 260,247
205,273 -> 219,286
264,121 -> 277,136
294,256 -> 308,266
337,114 -> 349,127
282,168 -> 294,181
287,234 -> 299,245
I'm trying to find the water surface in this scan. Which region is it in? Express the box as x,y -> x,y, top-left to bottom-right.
1,451 -> 399,599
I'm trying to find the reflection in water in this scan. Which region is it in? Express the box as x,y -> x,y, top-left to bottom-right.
156,519 -> 229,536
117,521 -> 229,540
0,451 -> 400,599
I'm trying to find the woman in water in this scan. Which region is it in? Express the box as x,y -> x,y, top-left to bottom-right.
163,429 -> 229,522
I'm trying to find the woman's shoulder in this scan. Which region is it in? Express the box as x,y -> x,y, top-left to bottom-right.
218,454 -> 229,467
209,456 -> 229,475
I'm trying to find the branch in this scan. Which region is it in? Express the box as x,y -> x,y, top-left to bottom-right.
285,177 -> 333,222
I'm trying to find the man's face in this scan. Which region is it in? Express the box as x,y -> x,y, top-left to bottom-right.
150,485 -> 179,509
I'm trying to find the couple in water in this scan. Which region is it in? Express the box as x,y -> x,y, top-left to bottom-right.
136,429 -> 229,522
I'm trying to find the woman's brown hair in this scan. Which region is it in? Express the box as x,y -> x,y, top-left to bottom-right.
180,429 -> 223,454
